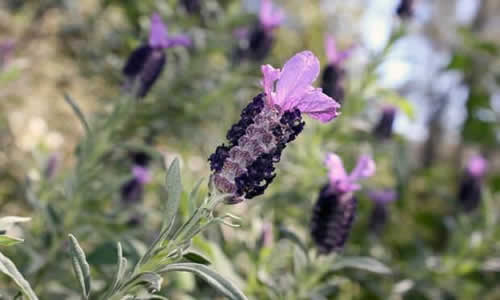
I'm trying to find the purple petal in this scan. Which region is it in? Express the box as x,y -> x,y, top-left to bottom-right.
275,51 -> 320,108
467,155 -> 488,178
259,0 -> 284,30
349,155 -> 376,182
233,27 -> 250,40
149,13 -> 169,49
293,87 -> 340,122
167,35 -> 192,48
325,152 -> 348,186
336,46 -> 355,64
261,64 -> 281,106
133,166 -> 152,184
369,189 -> 397,205
325,35 -> 338,65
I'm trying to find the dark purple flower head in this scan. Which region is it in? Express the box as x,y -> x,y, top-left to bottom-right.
311,186 -> 358,254
373,105 -> 397,139
321,35 -> 353,104
123,13 -> 191,98
368,189 -> 397,206
458,155 -> 488,212
233,0 -> 283,61
121,152 -> 152,204
181,0 -> 202,15
396,0 -> 414,19
209,51 -> 340,204
368,189 -> 397,233
311,153 -> 375,253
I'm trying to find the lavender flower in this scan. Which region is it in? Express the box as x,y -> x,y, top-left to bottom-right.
373,105 -> 397,140
458,155 -> 487,212
235,0 -> 284,61
121,152 -> 152,204
0,40 -> 15,68
256,222 -> 273,249
321,35 -> 353,104
368,189 -> 397,233
123,13 -> 191,98
181,0 -> 201,14
44,153 -> 61,179
311,153 -> 375,253
396,0 -> 414,19
209,51 -> 340,204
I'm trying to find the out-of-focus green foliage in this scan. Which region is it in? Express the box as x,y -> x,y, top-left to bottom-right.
0,0 -> 499,299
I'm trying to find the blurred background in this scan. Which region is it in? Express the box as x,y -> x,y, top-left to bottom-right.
0,0 -> 500,299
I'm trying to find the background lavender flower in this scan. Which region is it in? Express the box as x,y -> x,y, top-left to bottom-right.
321,35 -> 353,104
44,152 -> 61,179
181,0 -> 201,15
396,0 -> 414,19
311,153 -> 375,253
209,51 -> 340,204
123,13 -> 191,98
368,189 -> 397,233
458,155 -> 487,212
234,0 -> 283,61
120,151 -> 152,204
373,105 -> 397,140
0,40 -> 15,69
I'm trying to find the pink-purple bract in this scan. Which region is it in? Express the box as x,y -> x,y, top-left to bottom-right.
369,189 -> 397,205
261,51 -> 341,122
259,0 -> 284,31
324,34 -> 354,66
325,152 -> 375,194
466,155 -> 488,178
132,166 -> 152,184
149,13 -> 191,49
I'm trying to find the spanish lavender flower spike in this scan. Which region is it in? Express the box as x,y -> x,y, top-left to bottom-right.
235,0 -> 283,61
121,152 -> 152,204
396,0 -> 414,19
321,35 -> 353,104
181,0 -> 202,15
0,40 -> 15,68
373,105 -> 397,139
368,189 -> 397,233
44,153 -> 61,179
209,51 -> 340,204
311,153 -> 375,254
123,13 -> 191,98
458,155 -> 488,212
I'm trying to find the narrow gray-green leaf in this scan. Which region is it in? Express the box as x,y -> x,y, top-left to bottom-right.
188,178 -> 204,214
183,250 -> 212,265
0,250 -> 39,300
158,263 -> 247,300
331,256 -> 391,275
68,234 -> 91,299
163,158 -> 182,230
112,242 -> 127,292
279,227 -> 308,259
64,93 -> 91,135
0,235 -> 24,246
125,272 -> 163,293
